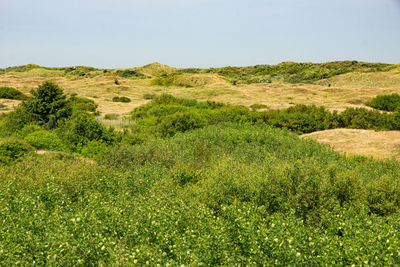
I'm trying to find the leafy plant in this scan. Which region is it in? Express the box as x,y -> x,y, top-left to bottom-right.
104,113 -> 119,120
24,130 -> 66,151
22,81 -> 72,128
0,87 -> 28,100
0,139 -> 33,165
112,96 -> 131,103
365,93 -> 400,111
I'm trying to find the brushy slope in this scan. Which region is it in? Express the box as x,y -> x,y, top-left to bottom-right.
1,61 -> 395,85
2,123 -> 400,265
172,60 -> 394,84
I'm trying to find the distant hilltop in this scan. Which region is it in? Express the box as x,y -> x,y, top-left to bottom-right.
0,61 -> 399,85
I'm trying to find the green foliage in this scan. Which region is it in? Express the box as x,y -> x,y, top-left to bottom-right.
68,95 -> 98,112
0,105 -> 36,135
0,139 -> 33,165
112,96 -> 131,103
130,94 -> 400,136
22,81 -> 72,128
250,103 -> 268,111
0,64 -> 43,74
104,113 -> 119,120
115,69 -> 147,79
366,93 -> 400,111
3,124 -> 400,264
79,140 -> 111,159
57,112 -> 115,149
159,111 -> 208,137
62,66 -> 100,77
170,61 -> 394,84
24,130 -> 66,151
0,87 -> 28,100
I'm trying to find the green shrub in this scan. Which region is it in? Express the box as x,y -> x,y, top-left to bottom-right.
0,139 -> 33,165
24,130 -> 66,151
0,106 -> 36,135
0,87 -> 27,100
365,93 -> 400,111
158,112 -> 208,137
79,140 -> 111,159
115,69 -> 147,79
68,95 -> 98,112
21,81 -> 72,128
104,113 -> 119,120
17,124 -> 43,138
339,108 -> 388,129
57,112 -> 115,149
250,104 -> 268,111
112,96 -> 131,103
3,124 -> 400,264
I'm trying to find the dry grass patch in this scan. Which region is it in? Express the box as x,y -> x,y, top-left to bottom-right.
1,66 -> 400,115
301,129 -> 400,160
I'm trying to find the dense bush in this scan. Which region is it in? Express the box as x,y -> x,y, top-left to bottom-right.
112,96 -> 131,103
0,87 -> 28,100
366,93 -> 400,111
115,69 -> 147,79
159,111 -> 208,137
130,94 -> 400,137
172,61 -> 394,84
0,139 -> 33,165
79,140 -> 111,159
3,124 -> 400,264
22,81 -> 72,128
57,112 -> 115,149
104,113 -> 119,120
68,95 -> 98,112
24,130 -> 66,151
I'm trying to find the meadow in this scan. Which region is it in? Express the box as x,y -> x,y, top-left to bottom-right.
1,61 -> 400,265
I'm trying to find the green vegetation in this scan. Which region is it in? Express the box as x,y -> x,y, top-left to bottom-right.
3,81 -> 400,264
0,86 -> 28,100
104,113 -> 119,120
127,94 -> 400,140
0,139 -> 33,165
169,61 -> 394,84
23,130 -> 66,151
250,103 -> 268,111
115,69 -> 148,79
56,112 -> 116,150
0,61 -> 395,86
366,93 -> 400,111
68,94 -> 98,113
2,124 -> 400,264
112,96 -> 131,103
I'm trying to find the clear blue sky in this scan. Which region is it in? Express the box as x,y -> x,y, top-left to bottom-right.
0,0 -> 399,68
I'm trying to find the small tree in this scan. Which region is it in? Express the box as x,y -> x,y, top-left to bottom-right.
22,81 -> 71,128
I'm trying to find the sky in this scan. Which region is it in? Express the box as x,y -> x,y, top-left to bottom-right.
0,0 -> 399,68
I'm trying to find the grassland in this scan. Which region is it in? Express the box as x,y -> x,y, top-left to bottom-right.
1,63 -> 400,265
1,61 -> 400,158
